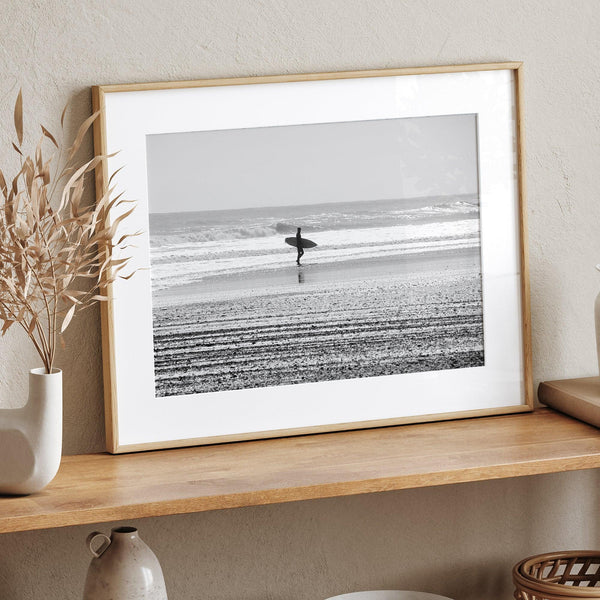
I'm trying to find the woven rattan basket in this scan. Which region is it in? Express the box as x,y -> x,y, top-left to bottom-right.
513,552 -> 600,600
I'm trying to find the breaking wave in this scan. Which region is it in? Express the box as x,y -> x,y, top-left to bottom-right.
148,194 -> 481,293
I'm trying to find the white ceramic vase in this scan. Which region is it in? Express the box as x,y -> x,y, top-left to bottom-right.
83,527 -> 168,600
0,367 -> 62,495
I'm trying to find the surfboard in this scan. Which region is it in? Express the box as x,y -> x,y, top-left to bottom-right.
285,237 -> 317,249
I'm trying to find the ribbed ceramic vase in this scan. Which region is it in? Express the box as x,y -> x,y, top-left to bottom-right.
0,368 -> 62,495
83,527 -> 168,600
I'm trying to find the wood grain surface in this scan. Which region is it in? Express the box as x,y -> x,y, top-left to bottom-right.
1,408 -> 599,534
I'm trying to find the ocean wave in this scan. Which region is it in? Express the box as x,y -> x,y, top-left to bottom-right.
389,200 -> 478,218
152,224 -> 278,247
275,222 -> 298,234
151,218 -> 477,263
148,197 -> 482,293
150,219 -> 481,292
151,199 -> 479,247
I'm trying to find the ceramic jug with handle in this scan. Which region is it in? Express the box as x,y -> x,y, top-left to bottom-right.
83,526 -> 168,600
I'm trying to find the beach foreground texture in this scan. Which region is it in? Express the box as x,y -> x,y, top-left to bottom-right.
153,263 -> 483,396
150,197 -> 485,397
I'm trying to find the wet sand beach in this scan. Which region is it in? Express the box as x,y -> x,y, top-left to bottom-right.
152,248 -> 484,397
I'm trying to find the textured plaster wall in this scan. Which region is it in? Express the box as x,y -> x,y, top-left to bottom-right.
0,1 -> 599,599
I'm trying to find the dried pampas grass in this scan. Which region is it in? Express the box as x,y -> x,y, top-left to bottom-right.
0,91 -> 135,373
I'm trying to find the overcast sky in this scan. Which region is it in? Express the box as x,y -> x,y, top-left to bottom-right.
146,114 -> 478,214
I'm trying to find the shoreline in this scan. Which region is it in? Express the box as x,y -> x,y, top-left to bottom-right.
153,245 -> 482,307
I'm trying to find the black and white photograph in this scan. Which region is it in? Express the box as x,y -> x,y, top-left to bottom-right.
96,65 -> 529,452
146,114 -> 484,398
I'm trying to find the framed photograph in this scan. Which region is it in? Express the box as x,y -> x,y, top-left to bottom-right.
93,62 -> 532,453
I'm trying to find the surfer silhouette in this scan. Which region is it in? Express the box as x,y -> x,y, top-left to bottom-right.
284,228 -> 317,264
295,227 -> 304,266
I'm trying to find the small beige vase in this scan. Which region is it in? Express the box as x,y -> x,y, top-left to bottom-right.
83,527 -> 168,600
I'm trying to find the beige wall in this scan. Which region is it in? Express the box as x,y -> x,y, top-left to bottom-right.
0,1 -> 599,598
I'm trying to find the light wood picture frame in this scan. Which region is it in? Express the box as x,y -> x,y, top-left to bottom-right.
93,62 -> 533,453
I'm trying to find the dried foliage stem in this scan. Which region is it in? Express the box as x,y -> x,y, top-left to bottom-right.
0,91 -> 136,374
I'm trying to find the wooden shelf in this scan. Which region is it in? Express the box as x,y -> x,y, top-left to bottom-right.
1,408 -> 600,534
